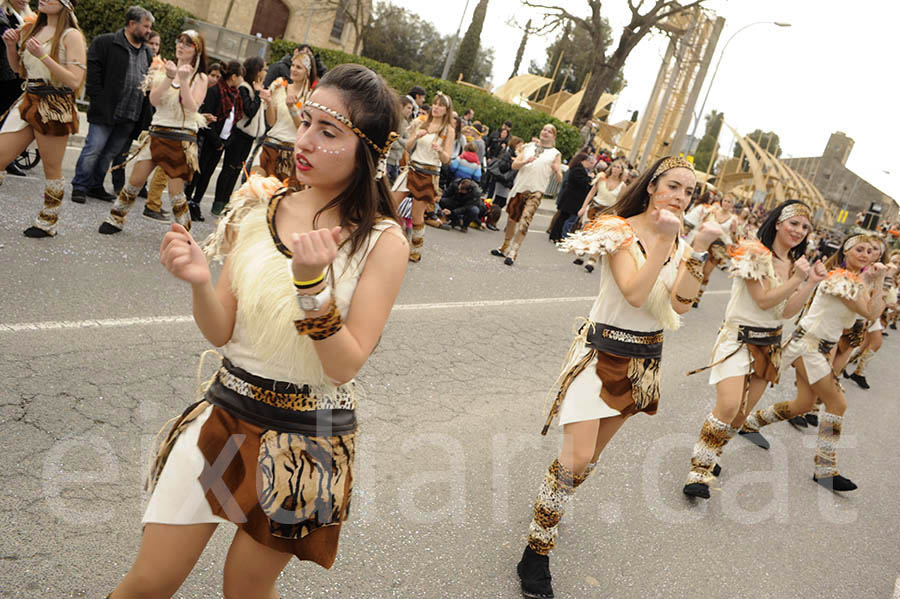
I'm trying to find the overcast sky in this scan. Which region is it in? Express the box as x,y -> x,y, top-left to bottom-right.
386,0 -> 900,205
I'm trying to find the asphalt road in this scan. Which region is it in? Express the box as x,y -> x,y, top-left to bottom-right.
1,169 -> 899,599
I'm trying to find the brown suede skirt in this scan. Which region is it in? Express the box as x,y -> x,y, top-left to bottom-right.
260,139 -> 296,182
747,343 -> 781,384
407,167 -> 439,204
506,190 -> 543,223
18,90 -> 78,136
150,135 -> 194,182
594,352 -> 661,417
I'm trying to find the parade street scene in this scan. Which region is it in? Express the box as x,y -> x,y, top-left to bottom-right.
1,0 -> 898,597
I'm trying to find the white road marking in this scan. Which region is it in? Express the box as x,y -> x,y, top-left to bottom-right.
0,291 -> 729,332
893,575 -> 900,599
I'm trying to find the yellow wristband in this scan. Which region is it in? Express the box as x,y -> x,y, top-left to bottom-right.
39,54 -> 50,62
293,272 -> 325,289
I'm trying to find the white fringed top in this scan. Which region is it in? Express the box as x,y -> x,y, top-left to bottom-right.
799,269 -> 867,342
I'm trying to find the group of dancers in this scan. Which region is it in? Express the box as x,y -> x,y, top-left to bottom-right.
4,6 -> 894,597
515,158 -> 897,598
0,7 -> 317,239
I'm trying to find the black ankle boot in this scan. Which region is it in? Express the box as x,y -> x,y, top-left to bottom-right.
814,474 -> 857,492
517,546 -> 554,599
848,373 -> 869,390
189,202 -> 204,222
805,413 -> 819,427
683,482 -> 710,499
788,415 -> 808,429
738,430 -> 771,449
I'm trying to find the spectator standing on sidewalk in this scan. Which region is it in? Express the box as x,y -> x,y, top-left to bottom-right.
184,60 -> 244,221
405,85 -> 426,119
207,55 -> 266,217
0,0 -> 86,238
111,29 -> 158,197
386,95 -> 413,184
70,6 -> 153,204
0,0 -> 33,177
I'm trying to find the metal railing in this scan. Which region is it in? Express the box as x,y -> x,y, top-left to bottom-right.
184,18 -> 271,63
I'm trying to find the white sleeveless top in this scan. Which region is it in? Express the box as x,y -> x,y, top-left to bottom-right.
511,142 -> 560,196
21,28 -> 81,85
721,241 -> 784,328
594,179 -> 623,207
410,130 -> 444,167
799,271 -> 867,342
219,190 -> 399,387
236,81 -> 266,138
267,79 -> 307,144
145,68 -> 206,132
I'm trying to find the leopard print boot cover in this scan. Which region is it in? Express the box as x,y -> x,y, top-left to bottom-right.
106,183 -> 141,229
686,414 -> 732,486
170,192 -> 191,231
32,177 -> 66,236
742,401 -> 792,433
409,224 -> 424,262
814,412 -> 843,478
527,459 -> 576,556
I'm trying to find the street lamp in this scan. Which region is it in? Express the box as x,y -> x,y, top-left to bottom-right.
688,21 -> 791,149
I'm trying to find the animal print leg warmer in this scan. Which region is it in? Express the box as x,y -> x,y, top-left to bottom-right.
409,224 -> 424,262
853,349 -> 873,376
170,192 -> 191,231
32,177 -> 65,236
686,414 -> 733,486
106,183 -> 141,229
814,412 -> 843,478
506,238 -> 522,262
742,401 -> 793,433
527,459 -> 577,556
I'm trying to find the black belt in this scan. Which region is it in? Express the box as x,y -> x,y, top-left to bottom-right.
410,160 -> 441,176
585,323 -> 663,359
206,358 -> 357,435
149,125 -> 197,143
737,324 -> 782,347
24,81 -> 73,96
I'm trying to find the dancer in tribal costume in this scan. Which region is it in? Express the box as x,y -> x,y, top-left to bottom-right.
845,238 -> 899,389
690,193 -> 738,308
515,157 -> 722,599
682,201 -> 825,498
393,92 -> 455,262
0,0 -> 84,237
98,29 -> 208,234
105,65 -> 408,597
740,231 -> 888,492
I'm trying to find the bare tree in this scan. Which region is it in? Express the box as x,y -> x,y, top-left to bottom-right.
316,0 -> 372,54
523,0 -> 706,127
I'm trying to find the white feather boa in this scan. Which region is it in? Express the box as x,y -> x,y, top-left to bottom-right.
727,239 -> 777,282
819,269 -> 866,301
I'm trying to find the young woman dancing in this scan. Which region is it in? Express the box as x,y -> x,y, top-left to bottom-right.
516,157 -> 720,599
682,201 -> 826,498
573,160 -> 625,272
392,91 -> 455,262
739,231 -> 887,492
257,49 -> 314,183
690,193 -> 738,307
105,65 -> 407,598
0,0 -> 84,238
98,30 -> 208,234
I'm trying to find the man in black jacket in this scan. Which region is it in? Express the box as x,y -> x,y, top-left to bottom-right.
70,6 -> 153,204
439,178 -> 484,232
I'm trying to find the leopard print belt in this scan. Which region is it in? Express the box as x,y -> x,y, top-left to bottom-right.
206,357 -> 357,435
585,323 -> 664,359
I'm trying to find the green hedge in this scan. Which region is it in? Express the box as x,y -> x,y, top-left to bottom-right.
76,0 -> 194,59
268,40 -> 581,158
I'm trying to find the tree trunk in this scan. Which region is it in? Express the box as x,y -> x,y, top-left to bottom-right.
572,30 -> 637,128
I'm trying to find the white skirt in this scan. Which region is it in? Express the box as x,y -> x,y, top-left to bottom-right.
782,337 -> 832,385
143,404 -> 229,526
557,346 -> 621,426
707,331 -> 753,386
0,96 -> 28,134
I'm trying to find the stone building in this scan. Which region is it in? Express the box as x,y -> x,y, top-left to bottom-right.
180,0 -> 370,54
782,132 -> 898,223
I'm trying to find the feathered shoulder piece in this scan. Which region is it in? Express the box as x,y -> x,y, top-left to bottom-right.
728,239 -> 776,282
558,215 -> 635,257
202,175 -> 287,262
819,268 -> 865,300
140,58 -> 167,92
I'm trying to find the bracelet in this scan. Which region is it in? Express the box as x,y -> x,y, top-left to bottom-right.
293,272 -> 325,289
675,293 -> 695,305
684,257 -> 705,283
38,53 -> 49,62
294,302 -> 342,340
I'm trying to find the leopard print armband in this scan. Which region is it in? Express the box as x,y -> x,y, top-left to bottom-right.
294,303 -> 343,340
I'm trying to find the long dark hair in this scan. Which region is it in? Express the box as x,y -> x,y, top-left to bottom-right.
243,56 -> 265,88
606,156 -> 685,218
312,64 -> 401,259
756,200 -> 810,261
